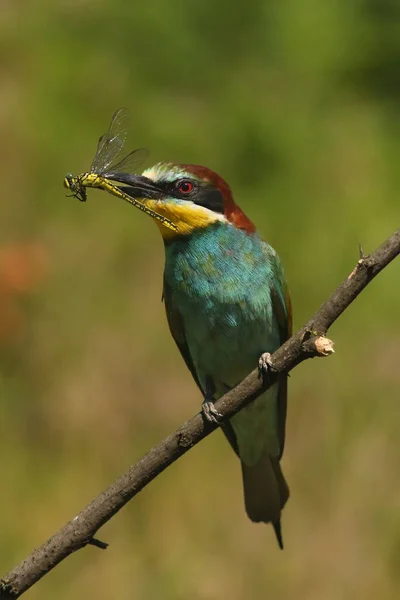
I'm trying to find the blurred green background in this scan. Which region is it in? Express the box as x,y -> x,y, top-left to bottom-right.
1,1 -> 399,598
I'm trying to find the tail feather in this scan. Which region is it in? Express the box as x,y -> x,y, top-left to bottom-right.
272,521 -> 284,550
241,453 -> 289,549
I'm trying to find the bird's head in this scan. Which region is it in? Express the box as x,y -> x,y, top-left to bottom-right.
113,163 -> 256,239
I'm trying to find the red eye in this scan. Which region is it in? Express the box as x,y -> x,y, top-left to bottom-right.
178,180 -> 194,194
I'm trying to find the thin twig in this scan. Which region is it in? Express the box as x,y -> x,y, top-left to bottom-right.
1,228 -> 399,599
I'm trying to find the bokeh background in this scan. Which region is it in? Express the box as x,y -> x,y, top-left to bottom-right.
1,1 -> 399,598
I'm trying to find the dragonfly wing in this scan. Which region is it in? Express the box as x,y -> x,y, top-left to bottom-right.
91,133 -> 109,169
90,136 -> 123,173
90,108 -> 130,174
103,148 -> 149,179
107,107 -> 130,145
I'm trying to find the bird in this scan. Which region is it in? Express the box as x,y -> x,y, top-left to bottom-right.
113,163 -> 292,548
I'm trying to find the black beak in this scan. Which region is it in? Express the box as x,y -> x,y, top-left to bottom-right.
105,172 -> 164,200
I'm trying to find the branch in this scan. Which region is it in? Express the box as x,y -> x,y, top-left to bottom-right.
1,229 -> 399,599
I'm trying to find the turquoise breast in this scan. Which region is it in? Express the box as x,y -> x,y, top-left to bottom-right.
164,222 -> 281,392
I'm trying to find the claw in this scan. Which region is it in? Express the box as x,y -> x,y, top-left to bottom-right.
258,352 -> 275,379
202,400 -> 222,424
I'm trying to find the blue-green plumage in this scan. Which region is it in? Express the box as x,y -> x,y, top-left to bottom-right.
163,221 -> 290,546
164,223 -> 282,393
116,162 -> 291,547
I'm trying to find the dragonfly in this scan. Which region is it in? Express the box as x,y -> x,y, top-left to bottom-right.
64,108 -> 177,232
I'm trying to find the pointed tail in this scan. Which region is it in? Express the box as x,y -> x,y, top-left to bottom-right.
241,453 -> 289,549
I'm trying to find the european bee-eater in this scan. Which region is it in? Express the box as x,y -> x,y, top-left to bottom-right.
112,163 -> 292,548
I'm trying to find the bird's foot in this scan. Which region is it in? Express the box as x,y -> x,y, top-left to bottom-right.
201,400 -> 222,424
258,352 -> 276,380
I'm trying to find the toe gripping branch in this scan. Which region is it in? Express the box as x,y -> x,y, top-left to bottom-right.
258,352 -> 275,379
201,399 -> 222,425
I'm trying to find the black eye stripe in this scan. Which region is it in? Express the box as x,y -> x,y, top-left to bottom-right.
194,188 -> 224,213
157,179 -> 225,214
